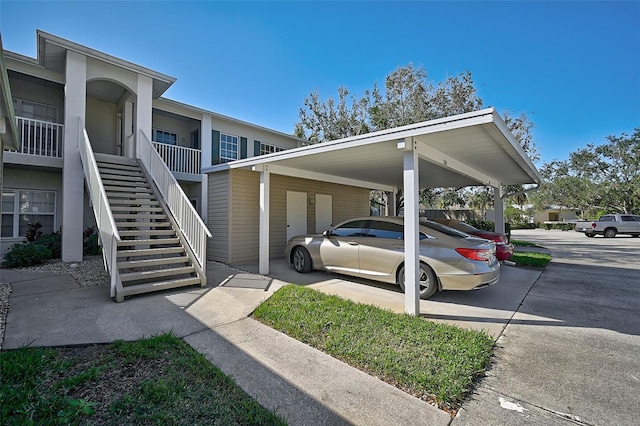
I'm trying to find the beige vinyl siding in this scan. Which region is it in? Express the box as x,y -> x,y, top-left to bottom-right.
220,169 -> 369,263
207,170 -> 230,262
229,170 -> 260,263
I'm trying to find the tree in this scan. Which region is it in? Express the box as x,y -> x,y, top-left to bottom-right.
294,64 -> 539,214
533,128 -> 640,216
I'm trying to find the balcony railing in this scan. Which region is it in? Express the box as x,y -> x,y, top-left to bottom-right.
7,117 -> 64,158
152,142 -> 201,175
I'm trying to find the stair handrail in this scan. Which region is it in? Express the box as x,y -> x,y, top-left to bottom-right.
136,130 -> 211,268
79,124 -> 121,298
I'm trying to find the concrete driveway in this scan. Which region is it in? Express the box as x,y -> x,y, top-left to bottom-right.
453,229 -> 640,425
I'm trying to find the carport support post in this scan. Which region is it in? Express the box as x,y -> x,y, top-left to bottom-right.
259,166 -> 270,274
493,186 -> 505,234
401,138 -> 420,316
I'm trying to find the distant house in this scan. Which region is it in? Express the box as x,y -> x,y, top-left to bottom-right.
534,206 -> 580,223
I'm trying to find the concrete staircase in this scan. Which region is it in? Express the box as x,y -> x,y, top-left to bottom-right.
94,153 -> 204,301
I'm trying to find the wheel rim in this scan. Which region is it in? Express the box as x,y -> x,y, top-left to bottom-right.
418,268 -> 431,293
402,267 -> 432,294
293,249 -> 305,271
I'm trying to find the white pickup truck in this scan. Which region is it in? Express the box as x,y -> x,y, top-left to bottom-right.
574,214 -> 640,238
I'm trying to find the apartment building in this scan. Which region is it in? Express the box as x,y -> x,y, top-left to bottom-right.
1,30 -> 302,300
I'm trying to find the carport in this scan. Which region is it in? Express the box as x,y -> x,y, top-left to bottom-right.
203,108 -> 542,315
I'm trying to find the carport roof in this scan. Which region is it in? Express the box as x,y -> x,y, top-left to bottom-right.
203,108 -> 542,191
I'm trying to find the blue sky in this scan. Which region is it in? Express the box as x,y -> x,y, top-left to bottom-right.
1,1 -> 638,164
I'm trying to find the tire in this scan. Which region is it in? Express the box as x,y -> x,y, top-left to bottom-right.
292,247 -> 312,273
603,228 -> 617,238
585,233 -> 595,238
397,262 -> 438,299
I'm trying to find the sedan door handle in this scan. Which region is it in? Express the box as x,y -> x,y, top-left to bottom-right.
347,241 -> 359,246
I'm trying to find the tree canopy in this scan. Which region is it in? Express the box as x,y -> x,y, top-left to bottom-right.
532,128 -> 640,216
294,64 -> 539,213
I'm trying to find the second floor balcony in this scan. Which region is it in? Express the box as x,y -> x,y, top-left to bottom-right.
9,116 -> 64,158
4,116 -> 202,181
152,141 -> 202,180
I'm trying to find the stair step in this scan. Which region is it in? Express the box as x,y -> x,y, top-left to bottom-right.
119,229 -> 176,237
102,180 -> 150,188
119,277 -> 202,297
100,173 -> 147,182
107,191 -> 155,198
104,186 -> 154,194
117,237 -> 179,246
117,256 -> 190,269
116,221 -> 172,228
94,153 -> 138,166
111,206 -> 164,213
113,213 -> 167,220
117,247 -> 185,257
109,199 -> 160,206
120,266 -> 195,282
97,163 -> 142,173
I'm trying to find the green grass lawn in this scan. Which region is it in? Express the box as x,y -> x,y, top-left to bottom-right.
1,334 -> 285,425
511,251 -> 552,267
253,285 -> 494,412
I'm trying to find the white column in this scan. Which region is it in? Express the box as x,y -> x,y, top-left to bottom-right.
387,190 -> 397,216
402,138 -> 420,316
259,167 -> 271,274
123,99 -> 134,157
62,51 -> 86,262
493,186 -> 505,233
135,74 -> 153,155
200,113 -> 212,222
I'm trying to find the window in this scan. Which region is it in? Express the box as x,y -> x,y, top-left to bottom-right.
1,189 -> 56,238
330,220 -> 368,237
13,98 -> 58,122
367,221 -> 404,239
260,142 -> 286,156
220,133 -> 239,163
152,129 -> 178,145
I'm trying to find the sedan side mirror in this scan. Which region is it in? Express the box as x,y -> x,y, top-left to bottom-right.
323,229 -> 332,237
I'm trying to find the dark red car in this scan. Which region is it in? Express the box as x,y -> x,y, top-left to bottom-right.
431,218 -> 514,261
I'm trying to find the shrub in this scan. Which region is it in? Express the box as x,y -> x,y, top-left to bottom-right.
467,219 -> 494,231
83,227 -> 102,255
3,243 -> 52,268
34,232 -> 62,259
25,222 -> 43,242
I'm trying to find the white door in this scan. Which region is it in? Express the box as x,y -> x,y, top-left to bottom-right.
315,194 -> 333,233
287,191 -> 307,241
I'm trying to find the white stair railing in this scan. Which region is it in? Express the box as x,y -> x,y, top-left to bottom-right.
137,130 -> 211,268
79,124 -> 121,298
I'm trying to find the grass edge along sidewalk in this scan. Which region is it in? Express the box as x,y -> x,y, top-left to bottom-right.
253,285 -> 494,415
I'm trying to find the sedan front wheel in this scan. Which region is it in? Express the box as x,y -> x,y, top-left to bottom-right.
292,247 -> 312,273
398,263 -> 438,299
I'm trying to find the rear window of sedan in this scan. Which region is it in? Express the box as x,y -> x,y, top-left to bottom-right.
366,220 -> 430,240
419,219 -> 471,238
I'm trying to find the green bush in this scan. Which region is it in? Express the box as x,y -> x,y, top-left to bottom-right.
467,219 -> 495,231
3,243 -> 52,268
34,232 -> 62,258
84,233 -> 101,255
83,227 -> 102,255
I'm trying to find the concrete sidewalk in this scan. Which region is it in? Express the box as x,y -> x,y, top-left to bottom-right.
2,262 -> 453,425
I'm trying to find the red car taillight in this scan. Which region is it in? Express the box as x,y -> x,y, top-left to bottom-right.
456,248 -> 493,262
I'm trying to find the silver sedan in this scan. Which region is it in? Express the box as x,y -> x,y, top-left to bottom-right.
285,216 -> 500,299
